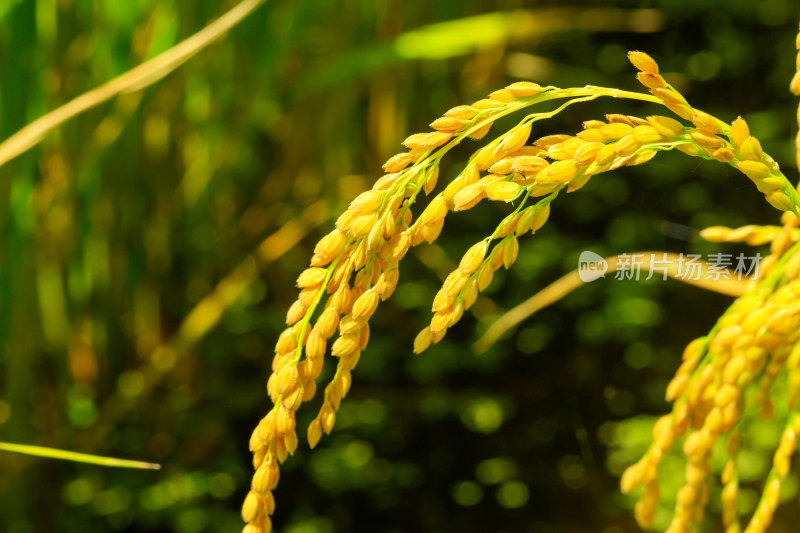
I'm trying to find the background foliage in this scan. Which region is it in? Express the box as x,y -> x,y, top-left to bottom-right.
1,1 -> 799,532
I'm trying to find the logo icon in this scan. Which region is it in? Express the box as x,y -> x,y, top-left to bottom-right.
578,251 -> 608,282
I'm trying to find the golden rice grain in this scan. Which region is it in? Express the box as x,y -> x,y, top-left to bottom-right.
285,300 -> 307,325
459,242 -> 488,274
430,116 -> 467,131
505,81 -> 542,97
688,129 -> 724,148
499,122 -> 532,154
692,111 -> 723,134
766,191 -> 793,211
468,121 -> 493,140
712,147 -> 735,163
739,137 -> 764,161
349,190 -> 383,214
423,167 -> 439,195
632,125 -> 663,143
383,151 -> 417,172
489,89 -> 515,103
453,183 -> 486,211
636,71 -> 665,89
413,326 -> 433,354
537,160 -> 578,184
445,105 -> 479,120
472,98 -> 505,110
486,180 -> 521,202
600,122 -> 633,140
736,160 -> 770,181
628,51 -> 659,74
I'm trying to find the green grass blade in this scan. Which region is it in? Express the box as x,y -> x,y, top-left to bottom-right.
0,441 -> 161,470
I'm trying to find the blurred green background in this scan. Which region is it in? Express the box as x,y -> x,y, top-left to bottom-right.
1,0 -> 799,532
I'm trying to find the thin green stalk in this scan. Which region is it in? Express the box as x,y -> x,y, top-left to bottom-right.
0,0 -> 268,170
0,441 -> 161,470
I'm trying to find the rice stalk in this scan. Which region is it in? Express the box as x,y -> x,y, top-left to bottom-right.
243,49 -> 800,533
0,441 -> 160,470
0,0 -> 268,170
792,20 -> 800,172
621,234 -> 800,533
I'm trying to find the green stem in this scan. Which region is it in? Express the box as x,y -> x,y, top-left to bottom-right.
0,441 -> 160,469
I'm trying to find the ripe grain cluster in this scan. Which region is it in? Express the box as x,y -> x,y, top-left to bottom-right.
242,49 -> 800,533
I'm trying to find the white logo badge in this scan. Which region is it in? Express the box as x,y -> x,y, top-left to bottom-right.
578,251 -> 608,282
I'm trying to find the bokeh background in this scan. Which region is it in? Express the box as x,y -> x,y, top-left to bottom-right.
1,0 -> 800,532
